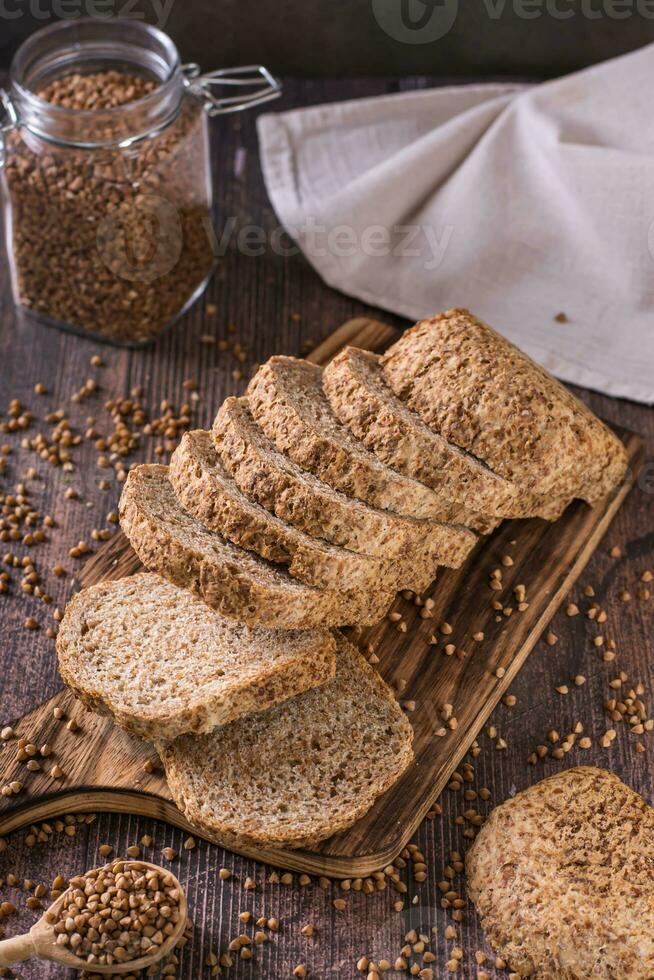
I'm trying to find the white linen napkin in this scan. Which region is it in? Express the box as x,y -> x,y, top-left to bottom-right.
258,46 -> 654,403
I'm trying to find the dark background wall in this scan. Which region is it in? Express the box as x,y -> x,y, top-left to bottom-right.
0,0 -> 653,77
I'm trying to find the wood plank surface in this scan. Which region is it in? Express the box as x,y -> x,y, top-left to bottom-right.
0,77 -> 652,979
0,318 -> 642,880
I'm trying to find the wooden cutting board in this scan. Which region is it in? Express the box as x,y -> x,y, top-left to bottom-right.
0,317 -> 644,877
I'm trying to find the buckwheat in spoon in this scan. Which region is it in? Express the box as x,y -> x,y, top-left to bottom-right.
0,859 -> 187,973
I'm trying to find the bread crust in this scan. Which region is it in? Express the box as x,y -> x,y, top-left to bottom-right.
158,634 -> 414,850
213,397 -> 475,589
247,356 -> 467,522
120,465 -> 394,629
57,574 -> 337,740
382,309 -> 628,512
169,430 -> 399,595
323,347 -> 514,528
213,398 -> 412,556
466,767 -> 654,978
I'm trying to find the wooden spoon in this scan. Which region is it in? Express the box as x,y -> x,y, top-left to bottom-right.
0,860 -> 187,973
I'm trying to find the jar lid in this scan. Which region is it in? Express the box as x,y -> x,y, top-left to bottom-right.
0,18 -> 280,155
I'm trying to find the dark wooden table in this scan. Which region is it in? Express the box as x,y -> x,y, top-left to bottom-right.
0,78 -> 652,980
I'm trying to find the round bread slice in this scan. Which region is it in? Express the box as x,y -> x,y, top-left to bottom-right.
119,464 -> 394,629
246,355 -> 473,523
466,767 -> 654,979
323,346 -> 517,525
169,430 -> 398,595
382,308 -> 628,513
158,633 -> 414,851
212,397 -> 475,590
57,573 -> 337,739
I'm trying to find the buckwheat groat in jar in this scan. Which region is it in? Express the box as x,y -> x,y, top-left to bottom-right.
0,19 -> 280,345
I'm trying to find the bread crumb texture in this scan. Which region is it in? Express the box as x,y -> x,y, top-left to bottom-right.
119,464 -> 392,629
466,766 -> 654,978
159,633 -> 414,850
57,573 -> 336,739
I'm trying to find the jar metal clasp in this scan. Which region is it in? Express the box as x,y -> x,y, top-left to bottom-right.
0,89 -> 18,168
182,63 -> 281,116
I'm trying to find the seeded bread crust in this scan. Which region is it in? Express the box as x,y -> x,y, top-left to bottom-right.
466,767 -> 654,979
323,347 -> 514,528
120,465 -> 393,629
169,430 -> 398,595
57,574 -> 337,740
247,355 -> 467,523
158,633 -> 414,851
212,397 -> 430,558
382,309 -> 628,513
212,397 -> 465,590
213,396 -> 477,580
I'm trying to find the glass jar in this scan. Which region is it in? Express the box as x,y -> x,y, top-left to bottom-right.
0,19 -> 280,346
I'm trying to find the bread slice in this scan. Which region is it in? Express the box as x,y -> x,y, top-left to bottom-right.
213,397 -> 434,560
169,430 -> 398,595
120,464 -> 394,629
57,573 -> 337,740
212,398 -> 477,590
323,347 -> 517,527
247,356 -> 481,533
466,767 -> 654,979
382,309 -> 628,516
158,633 -> 414,850
213,398 -> 478,588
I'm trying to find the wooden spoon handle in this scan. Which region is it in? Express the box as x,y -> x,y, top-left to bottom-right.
0,932 -> 37,966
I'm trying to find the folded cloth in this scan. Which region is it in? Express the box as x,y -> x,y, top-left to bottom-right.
258,46 -> 654,403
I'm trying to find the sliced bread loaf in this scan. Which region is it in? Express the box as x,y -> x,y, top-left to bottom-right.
466,767 -> 654,979
246,356 -> 482,533
120,465 -> 394,629
57,573 -> 337,739
169,430 -> 398,595
323,346 -> 517,525
158,632 -> 414,850
212,398 -> 473,592
381,309 -> 628,512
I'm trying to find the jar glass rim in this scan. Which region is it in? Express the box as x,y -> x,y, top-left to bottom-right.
8,18 -> 185,147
